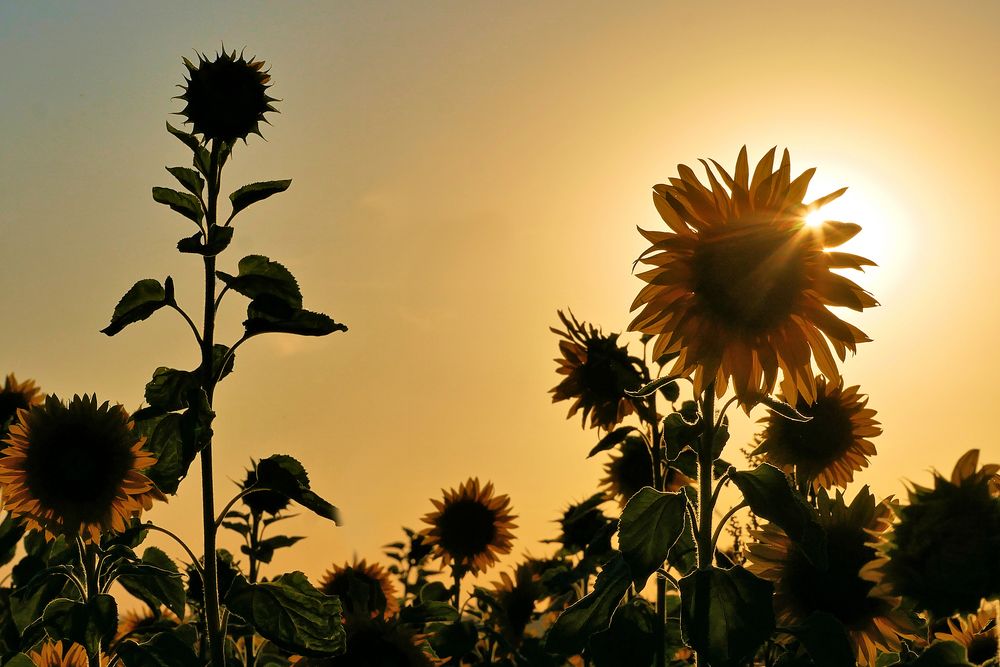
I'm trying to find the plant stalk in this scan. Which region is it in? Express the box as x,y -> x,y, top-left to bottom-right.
648,394 -> 668,667
694,383 -> 717,667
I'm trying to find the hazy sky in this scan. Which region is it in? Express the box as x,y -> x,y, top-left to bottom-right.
1,1 -> 998,593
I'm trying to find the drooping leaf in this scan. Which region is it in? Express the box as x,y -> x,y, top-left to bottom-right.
224,572 -> 345,657
229,180 -> 292,218
165,123 -> 210,175
787,612 -> 855,667
662,412 -> 702,459
625,375 -> 683,398
152,187 -> 203,225
243,296 -> 347,337
759,395 -> 812,422
143,368 -> 200,412
729,464 -> 827,568
165,166 -> 204,197
101,278 -> 174,336
617,488 -> 687,589
243,535 -> 305,564
679,566 -> 774,667
41,595 -> 118,656
116,547 -> 186,619
217,255 -> 303,309
254,455 -> 340,524
116,624 -> 201,667
211,344 -> 235,382
588,427 -> 639,458
176,225 -> 234,256
545,553 -> 632,654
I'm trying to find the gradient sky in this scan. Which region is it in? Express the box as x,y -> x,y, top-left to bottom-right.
1,1 -> 998,596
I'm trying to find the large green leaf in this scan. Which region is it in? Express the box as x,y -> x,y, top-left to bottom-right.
229,180 -> 292,218
217,255 -> 303,309
133,387 -> 214,495
545,553 -> 632,655
617,488 -> 687,589
116,547 -> 186,619
152,187 -> 203,225
143,368 -> 200,412
116,624 -> 201,667
41,595 -> 117,656
729,464 -> 827,568
224,572 -> 345,657
165,166 -> 204,197
165,123 -> 210,175
910,641 -> 974,667
662,412 -> 702,459
244,296 -> 347,337
254,455 -> 340,523
679,566 -> 774,667
587,426 -> 638,458
101,278 -> 174,336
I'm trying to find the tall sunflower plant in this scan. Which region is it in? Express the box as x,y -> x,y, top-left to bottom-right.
0,49 -> 347,667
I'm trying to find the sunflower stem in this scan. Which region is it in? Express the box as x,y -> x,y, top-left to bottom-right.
711,501 -> 748,550
83,542 -> 103,667
647,392 -> 668,667
694,383 -> 717,667
452,567 -> 463,609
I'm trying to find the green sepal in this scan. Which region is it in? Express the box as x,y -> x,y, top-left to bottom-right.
101,278 -> 175,336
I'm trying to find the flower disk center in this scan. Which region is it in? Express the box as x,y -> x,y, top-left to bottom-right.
436,499 -> 498,560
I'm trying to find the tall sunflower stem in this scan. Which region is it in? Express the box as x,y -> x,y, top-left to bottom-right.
647,394 -> 668,667
694,383 -> 717,667
83,542 -> 103,667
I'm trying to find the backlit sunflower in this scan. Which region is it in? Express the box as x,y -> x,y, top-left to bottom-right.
421,478 -> 517,575
629,147 -> 877,406
111,607 -> 181,650
554,494 -> 615,555
551,310 -> 646,430
0,373 -> 43,433
240,463 -> 290,515
747,487 -> 915,665
934,604 -> 999,666
178,49 -> 278,143
0,395 -> 165,542
486,562 -> 547,645
27,641 -> 88,667
753,377 -> 880,489
866,449 -> 1000,618
601,436 -> 693,505
320,558 -> 400,619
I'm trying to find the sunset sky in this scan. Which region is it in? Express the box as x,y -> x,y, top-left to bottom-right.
1,1 -> 998,595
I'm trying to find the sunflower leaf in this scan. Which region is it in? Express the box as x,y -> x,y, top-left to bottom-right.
152,187 -> 203,225
587,426 -> 638,458
617,488 -> 687,590
588,597 -> 659,667
679,566 -> 774,667
625,375 -> 683,398
3,655 -> 35,667
224,572 -> 345,657
116,547 -> 186,620
41,594 -> 118,656
244,296 -> 347,337
116,624 -> 201,667
143,368 -> 200,412
176,225 -> 234,257
211,344 -> 235,382
0,514 -> 27,568
545,553 -> 632,654
165,166 -> 204,197
243,535 -> 305,564
729,464 -> 827,568
254,455 -> 341,524
759,396 -> 812,422
229,180 -> 292,218
165,123 -> 211,176
101,278 -> 175,336
910,641 -> 974,666
399,601 -> 460,624
217,255 -> 303,309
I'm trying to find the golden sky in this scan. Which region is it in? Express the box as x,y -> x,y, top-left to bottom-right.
1,1 -> 998,590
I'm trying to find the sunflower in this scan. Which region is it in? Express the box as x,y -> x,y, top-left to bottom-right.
240,463 -> 290,515
554,494 -> 615,555
629,147 -> 877,406
27,641 -> 88,667
866,449 -> 1000,618
933,604 -> 999,666
747,486 -> 915,665
753,377 -> 880,489
320,558 -> 400,619
112,607 -> 181,649
0,373 -> 43,433
0,395 -> 165,542
421,478 -> 517,575
178,49 -> 278,143
601,436 -> 693,505
486,562 -> 546,645
550,310 -> 646,431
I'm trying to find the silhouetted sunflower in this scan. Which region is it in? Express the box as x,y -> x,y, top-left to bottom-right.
240,463 -> 290,515
866,449 -> 1000,618
178,49 -> 278,143
0,395 -> 165,542
747,487 -> 915,665
754,377 -> 880,489
554,494 -> 615,555
320,558 -> 400,619
298,619 -> 436,667
27,641 -> 88,667
551,310 -> 645,430
112,607 -> 181,650
0,373 -> 43,433
934,604 -> 999,666
486,562 -> 546,645
601,436 -> 693,505
629,147 -> 877,406
421,478 -> 516,575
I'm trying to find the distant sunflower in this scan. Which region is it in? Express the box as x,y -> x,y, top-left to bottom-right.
554,494 -> 615,555
27,641 -> 88,667
550,310 -> 645,430
0,373 -> 43,433
867,449 -> 1000,617
178,49 -> 278,143
934,604 -> 999,666
240,463 -> 290,515
0,395 -> 165,542
754,377 -> 880,489
421,478 -> 516,575
601,436 -> 693,505
629,147 -> 877,406
320,558 -> 400,619
487,562 -> 546,644
747,487 -> 915,666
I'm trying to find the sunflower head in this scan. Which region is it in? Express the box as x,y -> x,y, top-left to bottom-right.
0,373 -> 43,434
112,607 -> 181,649
601,436 -> 693,506
871,449 -> 1000,618
934,604 -> 999,666
753,377 -> 880,489
27,641 -> 89,667
485,561 -> 547,645
747,486 -> 915,666
420,478 -> 517,576
320,558 -> 400,620
0,394 -> 165,542
178,48 -> 278,144
550,310 -> 646,431
240,463 -> 290,516
629,147 -> 877,407
553,493 -> 615,557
